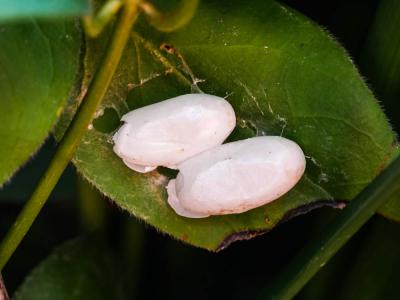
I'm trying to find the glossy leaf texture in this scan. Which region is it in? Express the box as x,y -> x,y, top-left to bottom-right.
0,0 -> 89,22
13,236 -> 125,300
56,0 -> 399,250
0,19 -> 82,185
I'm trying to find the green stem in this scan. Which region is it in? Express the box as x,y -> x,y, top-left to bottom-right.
83,0 -> 123,37
259,155 -> 400,300
0,0 -> 140,271
140,0 -> 199,32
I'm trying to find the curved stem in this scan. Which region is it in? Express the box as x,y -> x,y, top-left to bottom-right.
0,0 -> 141,271
83,0 -> 123,37
258,155 -> 400,300
140,0 -> 199,32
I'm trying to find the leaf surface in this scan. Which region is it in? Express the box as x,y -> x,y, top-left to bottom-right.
58,0 -> 399,250
0,19 -> 82,185
14,236 -> 124,300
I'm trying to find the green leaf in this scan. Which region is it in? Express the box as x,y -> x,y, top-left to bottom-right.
0,19 -> 82,186
359,0 -> 400,221
0,0 -> 89,22
360,0 -> 400,132
13,236 -> 125,300
57,0 -> 398,250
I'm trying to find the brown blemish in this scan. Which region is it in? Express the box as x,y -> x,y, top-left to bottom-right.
148,172 -> 168,187
391,138 -> 398,149
160,43 -> 175,55
376,140 -> 399,175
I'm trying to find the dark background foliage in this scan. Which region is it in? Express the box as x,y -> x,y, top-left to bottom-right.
1,0 -> 399,299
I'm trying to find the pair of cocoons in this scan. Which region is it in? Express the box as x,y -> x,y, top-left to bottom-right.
113,94 -> 306,218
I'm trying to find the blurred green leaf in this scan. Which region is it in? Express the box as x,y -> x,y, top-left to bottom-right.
13,235 -> 125,300
0,140 -> 77,203
0,0 -> 89,22
56,0 -> 398,250
359,0 -> 400,220
0,19 -> 82,186
361,0 -> 400,132
76,175 -> 108,232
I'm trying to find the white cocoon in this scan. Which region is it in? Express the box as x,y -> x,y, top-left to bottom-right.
113,94 -> 236,172
167,136 -> 306,218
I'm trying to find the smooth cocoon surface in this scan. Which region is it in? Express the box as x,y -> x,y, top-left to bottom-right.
113,94 -> 236,172
167,136 -> 306,218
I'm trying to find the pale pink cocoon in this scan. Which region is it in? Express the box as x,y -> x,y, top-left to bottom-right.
113,94 -> 236,173
167,136 -> 306,218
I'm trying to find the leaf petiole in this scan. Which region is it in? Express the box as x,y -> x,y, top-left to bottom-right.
140,0 -> 199,32
83,0 -> 124,37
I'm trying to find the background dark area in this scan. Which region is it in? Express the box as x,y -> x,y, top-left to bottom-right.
1,0 -> 400,299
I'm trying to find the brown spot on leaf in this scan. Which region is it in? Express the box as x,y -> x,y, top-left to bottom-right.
264,216 -> 272,224
391,138 -> 398,149
149,172 -> 168,187
376,142 -> 398,175
160,43 -> 175,54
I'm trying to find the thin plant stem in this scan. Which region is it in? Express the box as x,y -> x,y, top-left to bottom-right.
83,0 -> 123,37
0,0 -> 141,271
140,0 -> 199,32
258,155 -> 400,300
